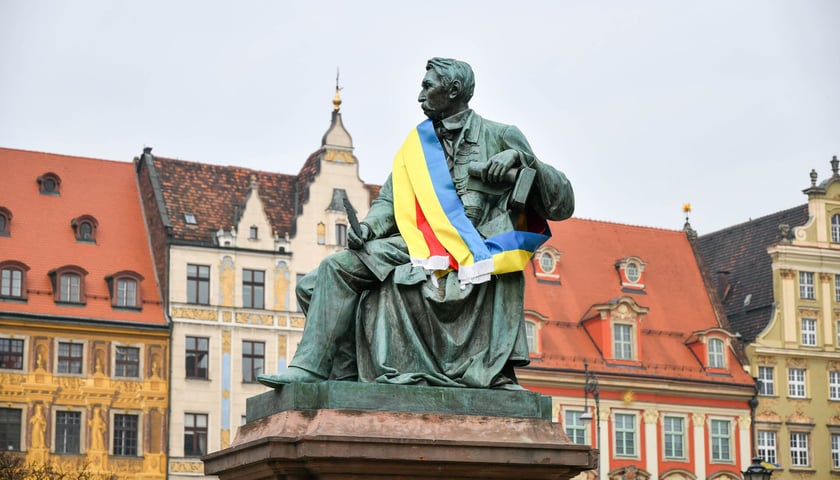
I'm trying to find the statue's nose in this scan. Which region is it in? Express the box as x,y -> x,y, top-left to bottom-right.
418,91 -> 425,102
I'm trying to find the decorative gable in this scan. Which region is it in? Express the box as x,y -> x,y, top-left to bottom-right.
615,256 -> 647,292
235,175 -> 277,251
582,296 -> 648,365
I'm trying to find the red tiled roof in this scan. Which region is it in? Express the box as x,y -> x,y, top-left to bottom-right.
0,148 -> 166,326
524,218 -> 753,385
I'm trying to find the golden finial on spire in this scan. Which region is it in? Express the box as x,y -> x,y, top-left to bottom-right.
333,67 -> 343,112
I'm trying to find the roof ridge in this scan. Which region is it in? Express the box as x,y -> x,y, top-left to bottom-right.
0,146 -> 126,164
564,216 -> 686,233
699,203 -> 809,237
154,155 -> 297,179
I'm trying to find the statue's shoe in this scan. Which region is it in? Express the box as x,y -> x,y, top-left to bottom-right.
257,367 -> 326,387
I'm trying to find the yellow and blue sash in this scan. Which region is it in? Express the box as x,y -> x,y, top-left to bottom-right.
393,119 -> 551,285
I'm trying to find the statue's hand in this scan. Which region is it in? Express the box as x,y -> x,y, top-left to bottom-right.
348,223 -> 371,250
484,150 -> 519,184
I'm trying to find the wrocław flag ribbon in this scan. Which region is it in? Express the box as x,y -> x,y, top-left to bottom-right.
393,119 -> 551,285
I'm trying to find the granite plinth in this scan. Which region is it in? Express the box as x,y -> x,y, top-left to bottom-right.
245,381 -> 553,422
204,383 -> 596,480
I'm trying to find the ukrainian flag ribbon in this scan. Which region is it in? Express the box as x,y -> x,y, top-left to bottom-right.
393,119 -> 551,285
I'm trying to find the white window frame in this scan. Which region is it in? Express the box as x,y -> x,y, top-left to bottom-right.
799,271 -> 815,299
525,321 -> 537,354
709,417 -> 733,463
832,433 -> 840,469
662,414 -> 686,460
758,366 -> 775,396
613,323 -> 634,360
708,338 -> 725,368
788,368 -> 807,398
835,274 -> 840,302
790,431 -> 810,467
801,318 -> 817,346
757,430 -> 777,466
563,409 -> 588,446
612,411 -> 638,458
830,371 -> 840,401
832,214 -> 840,243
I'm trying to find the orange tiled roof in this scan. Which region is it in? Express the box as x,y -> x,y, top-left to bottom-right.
0,147 -> 166,326
524,218 -> 753,385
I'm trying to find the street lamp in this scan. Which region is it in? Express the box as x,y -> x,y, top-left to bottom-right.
580,359 -> 600,479
742,457 -> 772,480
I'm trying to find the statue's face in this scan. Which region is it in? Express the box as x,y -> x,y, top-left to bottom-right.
418,69 -> 454,121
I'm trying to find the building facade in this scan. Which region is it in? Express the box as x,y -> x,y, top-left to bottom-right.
0,148 -> 169,479
135,93 -> 380,478
699,156 -> 840,479
519,218 -> 757,480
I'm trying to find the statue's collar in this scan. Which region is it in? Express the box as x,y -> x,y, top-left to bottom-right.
439,109 -> 473,133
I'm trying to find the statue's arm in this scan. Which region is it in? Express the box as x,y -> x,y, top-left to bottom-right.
502,126 -> 575,221
360,173 -> 398,239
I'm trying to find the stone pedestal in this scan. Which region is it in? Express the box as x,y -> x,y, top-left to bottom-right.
203,382 -> 596,480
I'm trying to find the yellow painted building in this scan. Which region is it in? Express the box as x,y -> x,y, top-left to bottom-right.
0,149 -> 169,479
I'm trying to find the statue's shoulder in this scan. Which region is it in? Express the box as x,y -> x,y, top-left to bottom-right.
470,113 -> 520,137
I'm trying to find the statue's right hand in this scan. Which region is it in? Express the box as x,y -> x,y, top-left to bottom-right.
348,223 -> 371,250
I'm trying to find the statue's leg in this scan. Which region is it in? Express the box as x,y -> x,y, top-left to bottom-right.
288,250 -> 378,379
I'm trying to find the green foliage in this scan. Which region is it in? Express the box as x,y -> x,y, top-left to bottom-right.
0,452 -> 117,480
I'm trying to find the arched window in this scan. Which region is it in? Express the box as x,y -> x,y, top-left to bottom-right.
48,265 -> 88,304
316,222 -> 326,245
71,215 -> 99,243
708,338 -> 725,368
0,261 -> 29,299
832,214 -> 840,243
37,172 -> 61,195
0,207 -> 11,236
106,271 -> 144,309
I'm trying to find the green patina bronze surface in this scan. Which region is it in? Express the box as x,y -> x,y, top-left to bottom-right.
247,381 -> 553,422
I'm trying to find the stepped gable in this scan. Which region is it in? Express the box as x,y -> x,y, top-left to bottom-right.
524,218 -> 754,386
0,147 -> 165,326
152,156 -> 298,244
697,204 -> 810,342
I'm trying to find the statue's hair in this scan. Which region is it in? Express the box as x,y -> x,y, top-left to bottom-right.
426,57 -> 475,103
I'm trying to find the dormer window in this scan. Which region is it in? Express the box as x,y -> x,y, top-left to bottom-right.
616,256 -> 647,291
0,260 -> 29,300
832,214 -> 840,243
48,265 -> 88,304
0,207 -> 12,237
71,215 -> 99,243
533,246 -> 561,283
184,213 -> 197,225
708,338 -> 725,368
249,226 -> 258,240
105,271 -> 143,309
37,172 -> 61,195
585,296 -> 648,365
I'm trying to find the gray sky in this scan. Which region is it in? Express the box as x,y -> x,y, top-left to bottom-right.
2,1 -> 838,234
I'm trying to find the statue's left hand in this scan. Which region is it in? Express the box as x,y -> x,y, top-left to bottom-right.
484,150 -> 519,184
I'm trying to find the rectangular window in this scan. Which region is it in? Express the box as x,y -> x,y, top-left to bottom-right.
564,410 -> 587,445
112,414 -> 138,456
184,413 -> 207,456
788,368 -> 806,398
830,371 -> 840,401
186,264 -> 210,305
57,342 -> 83,374
708,339 -> 725,368
55,411 -> 81,454
835,274 -> 840,302
0,269 -> 23,297
663,416 -> 685,459
0,408 -> 22,451
185,336 -> 209,379
59,273 -> 81,303
801,318 -> 817,346
710,419 -> 731,462
335,223 -> 347,246
0,338 -> 24,370
833,433 -> 840,469
613,324 -> 633,360
613,413 -> 636,457
242,269 -> 265,309
115,346 -> 140,377
116,279 -> 137,307
757,430 -> 777,465
790,432 -> 809,467
799,271 -> 815,299
758,366 -> 775,396
242,340 -> 264,383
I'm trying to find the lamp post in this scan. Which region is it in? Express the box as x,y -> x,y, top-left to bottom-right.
580,359 -> 600,479
742,457 -> 772,480
743,377 -> 772,479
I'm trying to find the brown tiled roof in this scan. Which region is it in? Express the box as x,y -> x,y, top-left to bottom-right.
149,156 -> 299,244
296,150 -> 321,216
523,218 -> 754,387
0,147 -> 166,327
697,204 -> 809,341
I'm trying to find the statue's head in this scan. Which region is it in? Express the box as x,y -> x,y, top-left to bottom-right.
419,57 -> 475,120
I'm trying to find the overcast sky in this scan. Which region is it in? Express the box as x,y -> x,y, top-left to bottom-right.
2,1 -> 838,234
